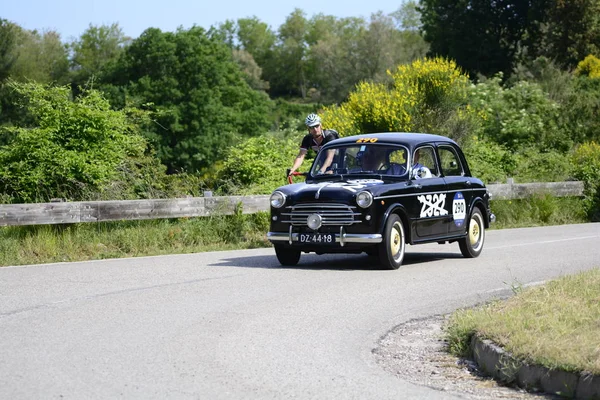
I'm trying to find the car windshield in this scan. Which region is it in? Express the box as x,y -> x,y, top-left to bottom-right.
310,143 -> 409,177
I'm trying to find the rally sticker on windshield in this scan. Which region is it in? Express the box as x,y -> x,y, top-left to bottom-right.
452,192 -> 466,227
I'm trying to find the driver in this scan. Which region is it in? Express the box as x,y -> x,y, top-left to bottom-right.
361,147 -> 387,171
360,147 -> 405,175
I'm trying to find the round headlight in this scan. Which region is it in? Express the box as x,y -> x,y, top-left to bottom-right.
270,191 -> 286,208
307,214 -> 322,230
356,191 -> 373,208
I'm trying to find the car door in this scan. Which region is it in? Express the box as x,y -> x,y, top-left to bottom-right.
438,144 -> 473,236
409,146 -> 449,240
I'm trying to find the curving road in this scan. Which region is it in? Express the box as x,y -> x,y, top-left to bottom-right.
1,223 -> 599,399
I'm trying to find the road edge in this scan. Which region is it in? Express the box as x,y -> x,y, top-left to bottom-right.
471,335 -> 600,399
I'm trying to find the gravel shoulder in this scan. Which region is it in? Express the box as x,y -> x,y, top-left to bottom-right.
373,315 -> 559,399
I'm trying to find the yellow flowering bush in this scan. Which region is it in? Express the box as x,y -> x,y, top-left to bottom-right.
575,55 -> 600,79
321,57 -> 475,140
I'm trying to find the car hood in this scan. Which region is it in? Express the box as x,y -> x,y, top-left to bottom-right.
276,178 -> 409,203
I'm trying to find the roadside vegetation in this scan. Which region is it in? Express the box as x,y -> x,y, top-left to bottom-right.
1,3 -> 599,392
0,212 -> 270,267
445,268 -> 600,376
0,195 -> 586,267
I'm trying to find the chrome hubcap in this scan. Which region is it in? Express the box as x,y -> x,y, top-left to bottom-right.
390,222 -> 403,259
469,218 -> 481,246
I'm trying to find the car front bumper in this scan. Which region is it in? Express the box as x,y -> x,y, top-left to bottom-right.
267,231 -> 382,246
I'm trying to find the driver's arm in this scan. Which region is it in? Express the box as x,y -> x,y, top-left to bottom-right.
318,149 -> 336,174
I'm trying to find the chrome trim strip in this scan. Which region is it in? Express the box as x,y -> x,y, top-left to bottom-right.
374,187 -> 484,200
287,203 -> 357,209
281,212 -> 361,217
267,232 -> 382,244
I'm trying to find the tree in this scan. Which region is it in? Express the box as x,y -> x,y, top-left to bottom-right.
211,19 -> 273,91
305,15 -> 365,101
268,9 -> 310,97
231,49 -> 269,90
236,17 -> 277,67
307,10 -> 427,103
541,0 -> 600,69
70,23 -> 130,89
104,26 -> 272,173
419,0 -> 543,78
0,19 -> 19,81
391,1 -> 430,62
9,28 -> 70,84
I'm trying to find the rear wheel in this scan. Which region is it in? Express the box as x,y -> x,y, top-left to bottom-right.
459,207 -> 485,258
378,214 -> 406,270
274,245 -> 301,266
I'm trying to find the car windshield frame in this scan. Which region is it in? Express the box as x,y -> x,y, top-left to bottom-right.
309,143 -> 410,179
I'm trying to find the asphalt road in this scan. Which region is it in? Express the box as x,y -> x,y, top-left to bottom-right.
1,223 -> 599,399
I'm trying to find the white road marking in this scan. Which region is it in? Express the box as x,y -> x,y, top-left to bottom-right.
487,235 -> 598,250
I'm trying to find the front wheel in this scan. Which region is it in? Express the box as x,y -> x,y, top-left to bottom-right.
274,245 -> 301,266
459,207 -> 485,258
378,214 -> 406,270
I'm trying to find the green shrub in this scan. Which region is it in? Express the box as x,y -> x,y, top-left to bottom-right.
571,142 -> 600,221
462,136 -> 515,184
511,148 -> 573,183
564,76 -> 600,144
0,81 -> 148,203
213,134 -> 300,194
469,76 -> 570,151
270,99 -> 322,131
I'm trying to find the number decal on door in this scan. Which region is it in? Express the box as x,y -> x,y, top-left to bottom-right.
417,193 -> 448,217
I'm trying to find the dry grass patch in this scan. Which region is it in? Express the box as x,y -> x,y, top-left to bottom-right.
445,268 -> 600,375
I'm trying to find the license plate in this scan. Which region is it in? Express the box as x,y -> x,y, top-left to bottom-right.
299,233 -> 335,244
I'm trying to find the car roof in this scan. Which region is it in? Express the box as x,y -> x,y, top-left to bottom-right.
324,132 -> 458,149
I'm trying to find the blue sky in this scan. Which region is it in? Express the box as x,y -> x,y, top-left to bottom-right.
3,0 -> 405,41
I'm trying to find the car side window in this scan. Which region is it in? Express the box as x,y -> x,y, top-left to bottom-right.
438,146 -> 464,177
413,146 -> 438,177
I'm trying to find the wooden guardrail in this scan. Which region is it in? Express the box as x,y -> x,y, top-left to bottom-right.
0,181 -> 584,227
487,180 -> 584,200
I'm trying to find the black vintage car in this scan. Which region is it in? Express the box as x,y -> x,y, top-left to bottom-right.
267,133 -> 495,269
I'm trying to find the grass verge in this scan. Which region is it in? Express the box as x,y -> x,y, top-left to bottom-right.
0,212 -> 271,267
490,195 -> 587,229
445,268 -> 600,375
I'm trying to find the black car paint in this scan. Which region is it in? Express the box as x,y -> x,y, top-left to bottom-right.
268,132 -> 494,265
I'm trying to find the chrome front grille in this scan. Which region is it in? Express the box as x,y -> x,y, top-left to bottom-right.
280,203 -> 361,226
